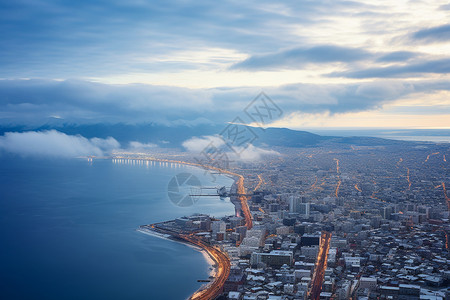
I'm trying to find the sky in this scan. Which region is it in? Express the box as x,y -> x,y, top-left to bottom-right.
1,0 -> 450,129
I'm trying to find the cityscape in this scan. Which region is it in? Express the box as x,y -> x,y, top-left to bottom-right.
1,0 -> 450,300
114,137 -> 450,300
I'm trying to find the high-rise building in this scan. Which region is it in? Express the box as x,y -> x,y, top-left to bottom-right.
211,220 -> 226,234
289,196 -> 310,216
381,206 -> 393,219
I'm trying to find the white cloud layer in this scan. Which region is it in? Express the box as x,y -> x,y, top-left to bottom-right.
0,130 -> 120,158
236,144 -> 279,161
182,135 -> 279,162
182,135 -> 226,153
0,1 -> 449,128
128,141 -> 158,149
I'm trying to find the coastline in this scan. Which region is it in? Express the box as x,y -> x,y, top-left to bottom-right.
117,155 -> 251,299
137,227 -> 204,253
201,250 -> 217,278
138,225 -> 228,300
137,227 -> 216,277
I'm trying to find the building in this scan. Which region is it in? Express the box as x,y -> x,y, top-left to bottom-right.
211,220 -> 226,234
223,266 -> 245,292
359,277 -> 377,291
250,250 -> 293,268
301,245 -> 319,261
289,196 -> 310,216
344,256 -> 361,268
300,234 -> 321,247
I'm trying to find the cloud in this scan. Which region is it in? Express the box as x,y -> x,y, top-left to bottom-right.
0,130 -> 119,158
0,1 -> 448,130
375,51 -> 418,62
355,81 -> 415,99
237,144 -> 279,161
0,0 -> 414,80
91,136 -> 120,150
0,0 -> 359,78
264,81 -> 418,114
182,135 -> 225,153
0,0 -> 447,91
2,78 -> 450,127
182,135 -> 278,161
329,58 -> 450,78
128,141 -> 158,149
411,23 -> 450,43
231,45 -> 371,70
0,79 -> 218,125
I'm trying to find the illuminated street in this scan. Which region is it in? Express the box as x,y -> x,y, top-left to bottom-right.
308,231 -> 332,300
183,235 -> 231,300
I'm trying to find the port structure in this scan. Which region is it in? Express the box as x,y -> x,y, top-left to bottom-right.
190,186 -> 253,198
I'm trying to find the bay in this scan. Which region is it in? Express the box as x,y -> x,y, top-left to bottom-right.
0,156 -> 234,300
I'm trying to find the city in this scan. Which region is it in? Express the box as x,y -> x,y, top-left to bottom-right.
115,139 -> 450,300
1,1 -> 450,299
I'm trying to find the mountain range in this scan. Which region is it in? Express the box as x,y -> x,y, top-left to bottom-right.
0,123 -> 429,149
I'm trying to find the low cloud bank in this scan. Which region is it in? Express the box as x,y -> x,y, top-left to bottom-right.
182,135 -> 279,162
0,130 -> 119,158
182,135 -> 226,153
128,141 -> 158,150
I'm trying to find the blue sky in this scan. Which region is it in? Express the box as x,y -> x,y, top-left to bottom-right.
1,0 -> 450,128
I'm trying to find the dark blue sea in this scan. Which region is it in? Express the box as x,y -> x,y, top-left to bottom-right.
0,156 -> 234,300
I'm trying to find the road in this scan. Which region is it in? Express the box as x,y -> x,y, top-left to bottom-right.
236,175 -> 253,229
334,159 -> 341,198
442,182 -> 450,210
254,174 -> 264,191
311,176 -> 318,191
183,235 -> 231,300
146,224 -> 231,300
406,167 -> 411,190
334,158 -> 340,173
335,180 -> 341,198
425,152 -> 439,163
308,231 -> 332,300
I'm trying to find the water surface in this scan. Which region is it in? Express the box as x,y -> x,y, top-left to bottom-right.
0,156 -> 234,300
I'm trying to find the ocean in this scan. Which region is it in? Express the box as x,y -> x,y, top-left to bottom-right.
0,156 -> 234,300
308,128 -> 450,143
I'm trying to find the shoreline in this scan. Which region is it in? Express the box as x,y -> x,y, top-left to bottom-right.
137,227 -> 216,278
137,227 -> 204,252
138,225 -> 226,300
137,227 -> 217,295
115,155 -> 251,299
